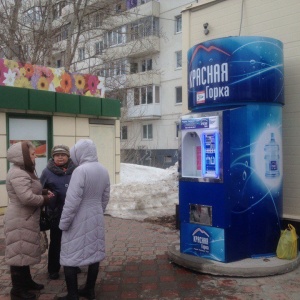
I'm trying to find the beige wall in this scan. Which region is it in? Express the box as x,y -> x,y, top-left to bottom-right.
0,112 -> 8,210
182,0 -> 300,220
0,113 -> 120,213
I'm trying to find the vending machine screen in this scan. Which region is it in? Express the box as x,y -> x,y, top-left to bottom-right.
201,131 -> 219,178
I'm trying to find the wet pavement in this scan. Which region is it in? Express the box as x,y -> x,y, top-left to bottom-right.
0,214 -> 300,299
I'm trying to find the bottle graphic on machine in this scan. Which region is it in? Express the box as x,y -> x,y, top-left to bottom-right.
264,132 -> 280,178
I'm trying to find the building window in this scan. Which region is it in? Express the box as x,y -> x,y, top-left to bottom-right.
134,88 -> 140,105
57,59 -> 61,68
55,24 -> 69,42
23,7 -> 43,23
142,59 -> 152,72
155,86 -> 160,103
176,51 -> 182,68
176,122 -> 180,138
130,62 -> 138,74
175,15 -> 182,33
143,124 -> 153,140
115,2 -> 125,13
94,13 -> 102,27
133,86 -> 158,105
53,1 -> 66,19
129,16 -> 159,42
95,41 -> 103,55
176,86 -> 182,104
130,22 -> 139,41
121,92 -> 127,107
78,47 -> 85,61
127,0 -> 138,9
105,27 -> 124,47
141,86 -> 153,104
141,87 -> 146,104
121,126 -> 128,140
61,25 -> 69,40
115,59 -> 126,75
147,86 -> 153,104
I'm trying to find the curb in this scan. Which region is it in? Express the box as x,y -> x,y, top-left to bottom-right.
167,242 -> 300,277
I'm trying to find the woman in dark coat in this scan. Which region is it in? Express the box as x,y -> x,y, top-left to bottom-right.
40,145 -> 76,280
4,141 -> 52,300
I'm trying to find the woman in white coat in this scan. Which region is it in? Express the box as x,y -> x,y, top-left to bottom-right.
58,139 -> 110,300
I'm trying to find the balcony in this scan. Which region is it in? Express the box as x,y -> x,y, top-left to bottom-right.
126,103 -> 161,120
103,0 -> 160,29
102,35 -> 160,61
126,72 -> 160,88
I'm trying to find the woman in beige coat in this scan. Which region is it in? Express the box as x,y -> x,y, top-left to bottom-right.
4,141 -> 53,300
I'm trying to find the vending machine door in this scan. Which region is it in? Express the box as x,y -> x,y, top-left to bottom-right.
180,112 -> 222,182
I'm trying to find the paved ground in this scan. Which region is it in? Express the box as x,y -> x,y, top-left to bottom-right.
0,214 -> 300,300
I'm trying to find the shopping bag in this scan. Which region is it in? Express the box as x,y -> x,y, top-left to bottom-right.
276,224 -> 298,260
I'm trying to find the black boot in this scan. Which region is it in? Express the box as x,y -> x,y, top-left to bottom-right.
78,262 -> 99,300
23,265 -> 44,290
10,266 -> 36,300
57,266 -> 79,300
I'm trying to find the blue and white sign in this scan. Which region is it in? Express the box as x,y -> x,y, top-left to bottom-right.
188,36 -> 284,110
180,223 -> 225,262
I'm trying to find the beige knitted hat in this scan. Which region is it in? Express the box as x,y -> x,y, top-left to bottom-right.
51,145 -> 70,158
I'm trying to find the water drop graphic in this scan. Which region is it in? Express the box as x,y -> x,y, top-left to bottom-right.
209,58 -> 213,62
250,60 -> 256,65
242,171 -> 247,180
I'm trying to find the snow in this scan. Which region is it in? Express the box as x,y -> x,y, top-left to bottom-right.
106,163 -> 179,221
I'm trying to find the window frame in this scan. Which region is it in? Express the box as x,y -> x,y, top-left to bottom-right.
142,124 -> 153,140
78,47 -> 85,61
130,62 -> 138,74
53,1 -> 66,19
175,50 -> 182,69
141,58 -> 152,72
176,122 -> 180,138
176,86 -> 182,104
95,41 -> 103,55
94,13 -> 102,28
121,126 -> 128,140
175,15 -> 182,33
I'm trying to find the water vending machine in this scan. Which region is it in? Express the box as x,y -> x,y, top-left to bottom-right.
179,36 -> 284,262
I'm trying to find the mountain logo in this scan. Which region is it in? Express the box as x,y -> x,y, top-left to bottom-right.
192,227 -> 210,253
189,45 -> 231,67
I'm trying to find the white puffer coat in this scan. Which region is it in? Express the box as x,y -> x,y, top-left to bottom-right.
59,139 -> 110,267
4,142 -> 45,266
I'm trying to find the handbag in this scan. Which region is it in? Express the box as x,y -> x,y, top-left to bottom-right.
40,206 -> 51,231
276,224 -> 298,260
40,231 -> 48,254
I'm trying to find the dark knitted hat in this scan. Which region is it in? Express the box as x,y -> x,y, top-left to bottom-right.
51,145 -> 70,158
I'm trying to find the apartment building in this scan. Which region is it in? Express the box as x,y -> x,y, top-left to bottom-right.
0,0 -> 194,168
54,0 -> 195,168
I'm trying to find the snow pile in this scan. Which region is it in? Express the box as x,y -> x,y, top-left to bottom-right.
106,163 -> 179,220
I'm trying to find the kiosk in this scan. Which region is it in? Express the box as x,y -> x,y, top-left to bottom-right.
179,36 -> 284,262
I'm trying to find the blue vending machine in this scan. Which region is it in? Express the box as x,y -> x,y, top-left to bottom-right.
179,36 -> 284,262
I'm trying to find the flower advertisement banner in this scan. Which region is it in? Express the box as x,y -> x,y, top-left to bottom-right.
0,58 -> 105,97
